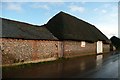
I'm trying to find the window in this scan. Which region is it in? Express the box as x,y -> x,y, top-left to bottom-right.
81,41 -> 85,47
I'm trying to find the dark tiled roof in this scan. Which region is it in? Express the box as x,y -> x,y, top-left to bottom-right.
1,18 -> 57,40
46,11 -> 110,43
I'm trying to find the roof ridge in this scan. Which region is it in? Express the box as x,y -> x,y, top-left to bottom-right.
55,11 -> 95,27
1,17 -> 41,27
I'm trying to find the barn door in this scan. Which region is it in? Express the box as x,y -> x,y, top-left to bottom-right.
97,41 -> 103,54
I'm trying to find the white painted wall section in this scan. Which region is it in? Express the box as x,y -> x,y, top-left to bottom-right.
97,41 -> 103,54
81,41 -> 86,47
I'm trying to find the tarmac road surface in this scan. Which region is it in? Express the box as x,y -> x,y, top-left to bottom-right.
2,51 -> 120,79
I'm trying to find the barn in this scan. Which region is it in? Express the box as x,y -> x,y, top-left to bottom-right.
46,11 -> 111,57
1,18 -> 59,65
1,11 -> 111,65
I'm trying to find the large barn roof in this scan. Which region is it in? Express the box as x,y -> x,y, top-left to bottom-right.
1,18 -> 57,40
46,11 -> 110,43
1,11 -> 110,43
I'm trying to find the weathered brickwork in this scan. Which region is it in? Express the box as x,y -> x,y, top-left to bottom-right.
103,44 -> 110,53
1,39 -> 59,65
0,39 -> 110,65
63,41 -> 96,58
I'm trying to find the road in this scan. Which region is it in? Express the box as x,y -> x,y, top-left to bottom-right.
2,51 -> 120,79
75,52 -> 119,78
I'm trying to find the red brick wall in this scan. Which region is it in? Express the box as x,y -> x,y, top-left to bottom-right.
1,39 -> 59,65
0,39 -> 110,65
103,44 -> 110,53
63,41 -> 96,58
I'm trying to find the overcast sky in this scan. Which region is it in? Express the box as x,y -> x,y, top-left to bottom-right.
1,2 -> 118,38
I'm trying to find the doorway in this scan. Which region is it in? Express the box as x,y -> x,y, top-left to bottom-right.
97,41 -> 103,54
